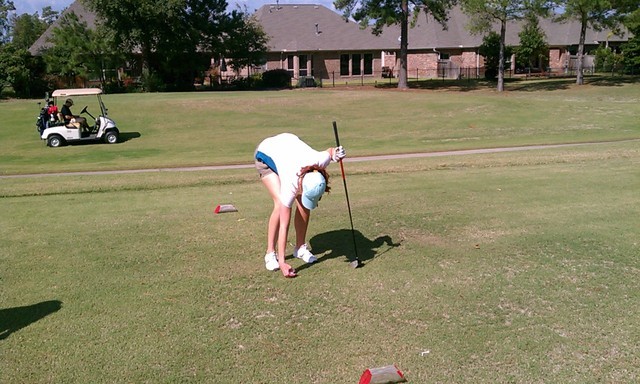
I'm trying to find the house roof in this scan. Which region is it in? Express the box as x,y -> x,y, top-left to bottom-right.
256,4 -> 630,52
254,4 -> 396,51
536,17 -> 630,46
30,1 -> 630,56
28,0 -> 97,55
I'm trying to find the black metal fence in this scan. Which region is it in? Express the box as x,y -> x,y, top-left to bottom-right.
311,65 -> 639,87
81,64 -> 638,91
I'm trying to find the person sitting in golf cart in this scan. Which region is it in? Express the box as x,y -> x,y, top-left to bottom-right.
46,101 -> 59,124
60,98 -> 89,132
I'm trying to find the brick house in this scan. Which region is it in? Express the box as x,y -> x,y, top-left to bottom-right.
253,4 -> 631,81
30,1 -> 630,83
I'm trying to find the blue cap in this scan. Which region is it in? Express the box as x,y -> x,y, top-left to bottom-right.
301,171 -> 326,210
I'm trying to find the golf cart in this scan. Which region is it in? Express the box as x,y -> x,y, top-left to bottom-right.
38,88 -> 119,148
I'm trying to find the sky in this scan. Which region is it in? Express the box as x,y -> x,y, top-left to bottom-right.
13,0 -> 340,17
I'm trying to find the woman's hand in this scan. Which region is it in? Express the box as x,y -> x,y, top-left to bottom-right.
332,146 -> 346,162
280,262 -> 297,278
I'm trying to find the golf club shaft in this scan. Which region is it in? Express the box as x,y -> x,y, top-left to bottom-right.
332,121 -> 360,262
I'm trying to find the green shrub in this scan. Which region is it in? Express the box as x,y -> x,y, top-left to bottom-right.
141,71 -> 165,92
595,46 -> 623,73
261,69 -> 291,88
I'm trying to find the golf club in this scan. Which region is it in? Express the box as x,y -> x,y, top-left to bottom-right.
332,121 -> 361,268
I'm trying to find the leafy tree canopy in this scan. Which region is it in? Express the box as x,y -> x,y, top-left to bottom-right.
515,13 -> 548,68
554,0 -> 633,83
462,0 -> 531,33
84,0 -> 267,89
43,11 -> 121,87
0,42 -> 48,97
619,4 -> 640,69
10,7 -> 59,49
479,31 -> 513,79
335,0 -> 453,35
334,0 -> 456,89
0,0 -> 15,44
224,13 -> 268,71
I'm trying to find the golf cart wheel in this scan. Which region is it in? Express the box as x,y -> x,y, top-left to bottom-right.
104,130 -> 119,144
47,134 -> 64,148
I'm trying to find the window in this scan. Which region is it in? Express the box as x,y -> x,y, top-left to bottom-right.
287,55 -> 294,77
364,54 -> 373,75
340,53 -> 373,76
340,54 -> 349,76
299,54 -> 308,77
352,54 -> 361,75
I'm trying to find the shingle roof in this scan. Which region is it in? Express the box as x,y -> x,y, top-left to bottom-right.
536,17 -> 630,46
254,4 -> 396,51
384,7 -> 485,49
256,4 -> 630,52
30,2 -> 630,56
28,0 -> 98,55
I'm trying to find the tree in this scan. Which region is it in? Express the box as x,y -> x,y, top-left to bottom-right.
594,44 -> 623,72
334,0 -> 455,90
40,6 -> 59,25
10,9 -> 56,50
554,0 -> 624,84
479,31 -> 514,79
43,12 -> 120,87
0,43 -> 48,97
85,0 -> 267,90
616,0 -> 640,71
515,13 -> 548,69
0,0 -> 14,44
224,13 -> 268,72
621,34 -> 640,71
461,0 -> 545,91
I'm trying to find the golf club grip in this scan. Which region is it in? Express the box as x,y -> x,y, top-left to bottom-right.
332,121 -> 340,147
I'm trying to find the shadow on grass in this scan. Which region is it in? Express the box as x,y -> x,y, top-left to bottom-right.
296,229 -> 401,272
507,76 -> 639,91
120,131 -> 141,143
58,131 -> 141,146
374,75 -> 639,92
506,78 -> 575,91
375,79 -> 491,92
0,300 -> 62,340
586,76 -> 640,87
374,77 -> 575,92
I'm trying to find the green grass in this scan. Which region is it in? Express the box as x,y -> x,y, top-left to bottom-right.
2,81 -> 640,383
1,77 -> 639,175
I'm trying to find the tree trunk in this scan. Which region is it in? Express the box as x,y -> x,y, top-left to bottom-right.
141,41 -> 152,78
398,0 -> 409,90
576,13 -> 587,85
498,19 -> 506,92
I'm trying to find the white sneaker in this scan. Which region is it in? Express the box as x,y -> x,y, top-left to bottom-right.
294,244 -> 317,263
264,251 -> 279,271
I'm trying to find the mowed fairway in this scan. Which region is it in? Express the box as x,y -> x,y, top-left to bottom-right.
1,79 -> 640,383
1,77 -> 640,175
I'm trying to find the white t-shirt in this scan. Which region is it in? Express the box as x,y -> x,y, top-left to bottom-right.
256,133 -> 331,208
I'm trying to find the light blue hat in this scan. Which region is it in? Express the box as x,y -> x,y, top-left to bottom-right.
301,171 -> 326,210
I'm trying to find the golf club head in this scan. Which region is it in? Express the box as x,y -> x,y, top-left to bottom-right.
349,259 -> 361,269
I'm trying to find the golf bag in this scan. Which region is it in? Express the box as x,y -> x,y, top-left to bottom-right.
36,106 -> 49,135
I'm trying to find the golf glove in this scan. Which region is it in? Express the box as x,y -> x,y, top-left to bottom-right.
333,146 -> 346,162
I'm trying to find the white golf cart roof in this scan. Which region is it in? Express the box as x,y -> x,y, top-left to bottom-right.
51,88 -> 103,97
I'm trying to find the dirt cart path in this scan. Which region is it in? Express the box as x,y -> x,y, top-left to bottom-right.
2,140 -> 636,179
